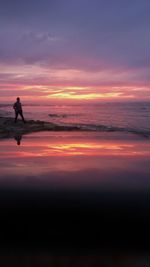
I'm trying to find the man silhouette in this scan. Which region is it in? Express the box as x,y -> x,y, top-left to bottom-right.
14,135 -> 22,145
13,97 -> 25,123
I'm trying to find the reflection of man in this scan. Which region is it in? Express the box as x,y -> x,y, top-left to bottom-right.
13,97 -> 25,123
14,135 -> 22,146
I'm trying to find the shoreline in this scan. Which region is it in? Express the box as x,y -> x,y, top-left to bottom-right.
0,116 -> 150,139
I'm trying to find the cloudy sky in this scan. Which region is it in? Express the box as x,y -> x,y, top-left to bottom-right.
1,0 -> 150,103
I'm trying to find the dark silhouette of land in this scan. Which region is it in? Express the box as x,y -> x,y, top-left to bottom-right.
0,116 -> 150,139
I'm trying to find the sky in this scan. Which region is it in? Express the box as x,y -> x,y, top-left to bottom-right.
0,0 -> 150,103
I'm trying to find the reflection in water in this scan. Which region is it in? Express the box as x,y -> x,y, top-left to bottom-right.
2,138 -> 150,157
14,135 -> 22,146
0,132 -> 150,190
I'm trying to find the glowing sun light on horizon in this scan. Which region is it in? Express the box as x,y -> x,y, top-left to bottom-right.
47,91 -> 124,100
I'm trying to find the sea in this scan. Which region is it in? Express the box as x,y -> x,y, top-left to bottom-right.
0,101 -> 150,133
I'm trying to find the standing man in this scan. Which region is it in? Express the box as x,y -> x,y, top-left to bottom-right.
13,97 -> 25,123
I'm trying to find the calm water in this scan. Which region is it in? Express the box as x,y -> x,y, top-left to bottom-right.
1,102 -> 150,131
0,131 -> 150,191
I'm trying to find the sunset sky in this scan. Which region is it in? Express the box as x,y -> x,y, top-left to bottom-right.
1,0 -> 150,103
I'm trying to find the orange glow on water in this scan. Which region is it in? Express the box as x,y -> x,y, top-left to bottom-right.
0,133 -> 150,189
1,137 -> 150,158
47,142 -> 133,155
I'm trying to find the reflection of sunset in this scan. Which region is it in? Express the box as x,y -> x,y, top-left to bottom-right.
1,138 -> 150,158
1,133 -> 150,190
48,143 -> 133,156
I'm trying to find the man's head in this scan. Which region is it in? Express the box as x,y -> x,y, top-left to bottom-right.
17,97 -> 20,102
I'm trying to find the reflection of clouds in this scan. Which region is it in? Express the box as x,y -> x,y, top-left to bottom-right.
48,143 -> 134,155
0,134 -> 150,190
1,139 -> 150,158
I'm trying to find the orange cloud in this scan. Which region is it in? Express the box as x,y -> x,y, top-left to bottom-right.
0,63 -> 150,103
47,91 -> 124,100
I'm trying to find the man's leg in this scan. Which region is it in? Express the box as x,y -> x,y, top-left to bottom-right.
19,111 -> 25,123
14,111 -> 18,123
